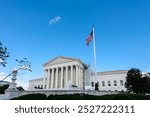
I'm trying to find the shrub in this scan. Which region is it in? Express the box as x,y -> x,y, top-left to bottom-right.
11,93 -> 150,100
0,84 -> 9,94
11,93 -> 47,100
110,94 -> 135,100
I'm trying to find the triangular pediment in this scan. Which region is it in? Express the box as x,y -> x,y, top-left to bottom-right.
44,56 -> 78,66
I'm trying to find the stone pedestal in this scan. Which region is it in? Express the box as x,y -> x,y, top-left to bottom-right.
5,69 -> 19,99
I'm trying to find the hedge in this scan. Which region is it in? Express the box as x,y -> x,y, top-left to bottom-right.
11,93 -> 150,100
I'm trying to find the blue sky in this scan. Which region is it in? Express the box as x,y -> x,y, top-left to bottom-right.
0,0 -> 150,88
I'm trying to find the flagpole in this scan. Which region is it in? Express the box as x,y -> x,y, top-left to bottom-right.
92,25 -> 97,90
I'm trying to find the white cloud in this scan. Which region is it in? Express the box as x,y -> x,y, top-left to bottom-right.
49,16 -> 61,25
16,73 -> 36,90
17,81 -> 28,90
0,72 -> 6,80
0,58 -> 4,63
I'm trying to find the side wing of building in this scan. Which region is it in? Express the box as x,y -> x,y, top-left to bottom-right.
28,78 -> 43,89
90,70 -> 127,91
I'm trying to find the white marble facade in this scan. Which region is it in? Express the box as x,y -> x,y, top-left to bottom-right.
43,56 -> 86,90
90,70 -> 127,91
28,78 -> 43,89
29,56 -> 127,91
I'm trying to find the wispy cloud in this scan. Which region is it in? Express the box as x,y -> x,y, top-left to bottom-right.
49,16 -> 61,25
0,58 -> 4,63
17,81 -> 28,90
0,72 -> 6,80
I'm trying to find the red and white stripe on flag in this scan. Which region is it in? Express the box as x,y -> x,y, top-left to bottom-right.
86,29 -> 93,46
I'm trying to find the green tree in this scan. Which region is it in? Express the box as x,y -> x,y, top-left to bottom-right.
0,84 -> 9,94
125,68 -> 150,95
125,68 -> 142,94
0,42 -> 9,67
0,84 -> 25,94
17,86 -> 25,91
142,75 -> 150,94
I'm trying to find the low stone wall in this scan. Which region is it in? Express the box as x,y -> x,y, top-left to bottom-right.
0,94 -> 9,100
19,89 -> 119,97
19,89 -> 85,96
0,90 -> 120,100
85,90 -> 119,96
0,91 -> 20,100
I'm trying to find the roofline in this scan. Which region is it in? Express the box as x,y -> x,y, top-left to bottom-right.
43,56 -> 88,68
92,70 -> 128,75
29,78 -> 43,82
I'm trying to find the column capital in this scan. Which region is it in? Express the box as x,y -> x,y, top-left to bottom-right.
75,64 -> 79,68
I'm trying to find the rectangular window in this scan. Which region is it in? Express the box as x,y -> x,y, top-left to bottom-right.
114,80 -> 117,86
120,80 -> 124,86
91,82 -> 94,87
108,81 -> 111,86
102,81 -> 105,86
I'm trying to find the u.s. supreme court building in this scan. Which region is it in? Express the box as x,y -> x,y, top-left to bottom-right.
28,56 -> 127,92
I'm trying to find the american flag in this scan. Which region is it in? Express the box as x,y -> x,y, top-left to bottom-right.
86,29 -> 93,46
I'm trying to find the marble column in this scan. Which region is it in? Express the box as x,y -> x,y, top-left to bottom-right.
46,69 -> 50,89
43,70 -> 46,89
51,68 -> 54,89
80,67 -> 84,89
71,65 -> 73,85
60,67 -> 63,88
65,66 -> 68,86
78,66 -> 81,88
49,69 -> 51,89
76,65 -> 78,87
55,68 -> 58,89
